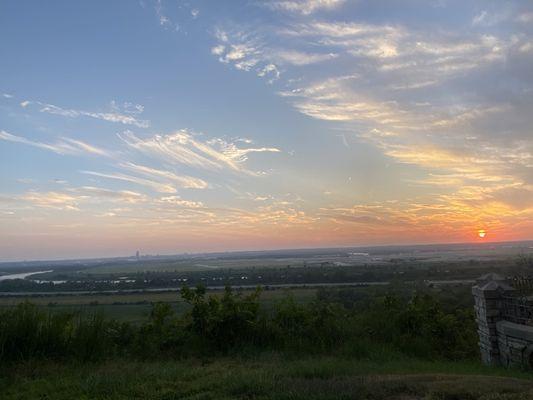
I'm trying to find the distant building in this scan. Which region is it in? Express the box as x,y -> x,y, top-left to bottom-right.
136,250 -> 140,261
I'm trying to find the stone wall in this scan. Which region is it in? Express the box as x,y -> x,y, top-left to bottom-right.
472,273 -> 533,369
496,321 -> 533,368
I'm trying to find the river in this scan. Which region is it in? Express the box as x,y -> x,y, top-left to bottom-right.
0,270 -> 53,282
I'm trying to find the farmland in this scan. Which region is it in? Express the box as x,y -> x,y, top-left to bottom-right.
0,242 -> 531,322
2,243 -> 533,399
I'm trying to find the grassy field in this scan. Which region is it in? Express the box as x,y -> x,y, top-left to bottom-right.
71,257 -> 312,274
0,288 -> 319,322
3,355 -> 533,399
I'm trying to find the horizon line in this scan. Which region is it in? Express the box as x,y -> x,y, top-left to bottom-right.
2,238 -> 532,265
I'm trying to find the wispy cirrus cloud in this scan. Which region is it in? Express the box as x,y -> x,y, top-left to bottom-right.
119,162 -> 209,189
3,0 -> 533,257
39,103 -> 150,128
73,186 -> 147,204
0,130 -> 111,157
11,186 -> 147,212
16,98 -> 150,128
264,0 -> 345,15
81,170 -> 178,194
211,28 -> 339,82
157,195 -> 204,208
208,2 -> 533,241
20,191 -> 82,211
118,129 -> 281,175
150,0 -> 201,32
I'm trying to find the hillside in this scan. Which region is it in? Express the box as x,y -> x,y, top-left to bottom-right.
3,356 -> 533,400
2,284 -> 533,399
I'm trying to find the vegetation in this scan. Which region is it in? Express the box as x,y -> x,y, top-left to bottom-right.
0,285 -> 477,363
1,252 -> 527,293
2,285 -> 532,399
3,357 -> 533,400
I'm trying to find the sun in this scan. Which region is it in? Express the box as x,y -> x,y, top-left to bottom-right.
478,229 -> 487,238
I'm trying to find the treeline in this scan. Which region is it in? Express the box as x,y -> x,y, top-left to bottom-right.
2,258 -> 523,293
0,286 -> 478,364
0,263 -> 471,293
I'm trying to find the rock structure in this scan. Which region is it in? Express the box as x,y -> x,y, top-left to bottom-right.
472,273 -> 533,368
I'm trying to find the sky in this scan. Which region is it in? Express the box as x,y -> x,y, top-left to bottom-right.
0,0 -> 532,261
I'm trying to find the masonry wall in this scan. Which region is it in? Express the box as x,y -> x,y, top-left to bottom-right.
497,321 -> 533,368
472,274 -> 533,369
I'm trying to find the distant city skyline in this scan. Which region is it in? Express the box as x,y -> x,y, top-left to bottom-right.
1,1 -> 532,261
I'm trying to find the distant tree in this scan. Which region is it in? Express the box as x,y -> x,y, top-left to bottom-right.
517,253 -> 533,268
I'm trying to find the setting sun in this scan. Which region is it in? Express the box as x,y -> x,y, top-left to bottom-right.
478,230 -> 487,239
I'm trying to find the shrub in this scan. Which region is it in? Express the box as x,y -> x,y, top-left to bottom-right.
180,285 -> 263,352
0,287 -> 479,364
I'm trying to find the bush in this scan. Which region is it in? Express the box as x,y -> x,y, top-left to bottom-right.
0,302 -> 73,361
0,287 -> 479,364
180,285 -> 263,352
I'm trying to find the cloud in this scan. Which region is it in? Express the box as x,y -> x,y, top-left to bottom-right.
157,195 -> 204,208
39,103 -> 150,128
118,130 -> 280,174
151,0 -> 200,31
14,186 -> 148,212
265,0 -> 345,15
284,20 -> 508,71
261,16 -> 529,199
155,0 -> 172,28
74,186 -> 147,204
519,41 -> 533,54
61,138 -> 111,157
0,130 -> 110,157
517,12 -> 533,23
470,10 -> 511,27
272,50 -> 338,66
12,97 -> 150,128
241,10 -> 532,233
257,64 -> 280,82
81,170 -> 178,194
472,11 -> 489,26
0,130 -> 213,196
278,75 -> 403,123
488,185 -> 533,210
21,191 -> 82,211
38,104 -> 79,118
4,1 -> 533,248
211,28 -> 339,81
110,101 -> 144,115
119,162 -> 209,189
206,137 -> 281,163
281,21 -> 398,38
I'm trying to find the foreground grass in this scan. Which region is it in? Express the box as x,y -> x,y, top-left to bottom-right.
2,355 -> 533,400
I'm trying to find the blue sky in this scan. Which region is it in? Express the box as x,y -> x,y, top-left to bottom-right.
1,0 -> 532,261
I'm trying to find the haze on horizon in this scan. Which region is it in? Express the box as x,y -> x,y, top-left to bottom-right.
1,0 -> 532,262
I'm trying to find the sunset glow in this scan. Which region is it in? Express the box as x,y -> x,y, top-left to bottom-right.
0,1 -> 532,261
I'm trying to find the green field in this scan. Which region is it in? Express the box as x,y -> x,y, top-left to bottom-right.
3,355 -> 533,400
0,288 -> 319,322
2,283 -> 531,399
69,257 -> 312,274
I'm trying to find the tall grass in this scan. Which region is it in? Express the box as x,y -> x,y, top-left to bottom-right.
0,287 -> 479,364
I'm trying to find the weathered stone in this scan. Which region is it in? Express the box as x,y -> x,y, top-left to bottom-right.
472,275 -> 516,367
473,274 -> 533,369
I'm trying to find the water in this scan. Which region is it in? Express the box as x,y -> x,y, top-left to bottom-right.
0,270 -> 53,282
